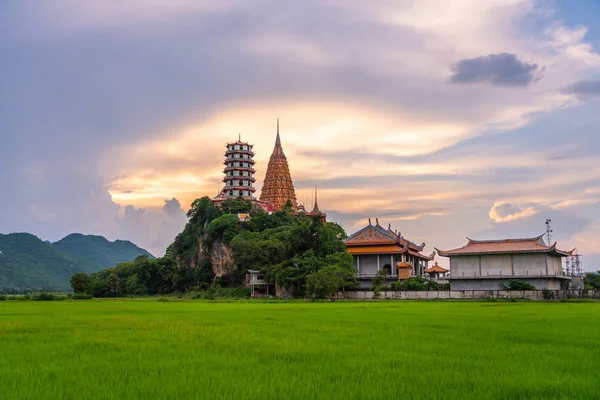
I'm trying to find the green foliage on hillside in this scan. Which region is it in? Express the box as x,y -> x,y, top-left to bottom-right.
53,233 -> 154,269
0,232 -> 155,293
584,271 -> 600,290
0,233 -> 85,293
90,196 -> 355,297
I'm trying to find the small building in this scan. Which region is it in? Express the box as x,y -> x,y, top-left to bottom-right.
425,262 -> 449,280
246,270 -> 274,297
435,235 -> 573,290
344,219 -> 435,288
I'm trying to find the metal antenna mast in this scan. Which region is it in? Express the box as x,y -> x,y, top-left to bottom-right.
545,219 -> 553,246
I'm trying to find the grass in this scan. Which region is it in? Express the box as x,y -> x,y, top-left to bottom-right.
0,301 -> 598,399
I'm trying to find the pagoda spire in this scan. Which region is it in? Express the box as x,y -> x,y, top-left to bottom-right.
275,118 -> 281,147
259,120 -> 297,210
312,186 -> 320,213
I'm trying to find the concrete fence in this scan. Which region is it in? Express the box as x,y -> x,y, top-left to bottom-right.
335,289 -> 600,300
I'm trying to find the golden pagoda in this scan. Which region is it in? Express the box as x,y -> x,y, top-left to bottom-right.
259,119 -> 298,210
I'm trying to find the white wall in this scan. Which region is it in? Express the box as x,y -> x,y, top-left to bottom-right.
480,254 -> 512,275
546,255 -> 563,275
513,254 -> 546,276
450,255 -> 480,277
356,255 -> 378,275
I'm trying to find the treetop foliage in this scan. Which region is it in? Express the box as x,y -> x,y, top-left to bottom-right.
89,196 -> 355,298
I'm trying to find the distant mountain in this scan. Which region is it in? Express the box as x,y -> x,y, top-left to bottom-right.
53,233 -> 154,270
0,233 -> 153,293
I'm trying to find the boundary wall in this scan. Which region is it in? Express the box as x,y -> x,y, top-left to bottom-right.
336,290 -> 600,300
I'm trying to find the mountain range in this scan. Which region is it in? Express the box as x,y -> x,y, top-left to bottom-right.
0,233 -> 154,293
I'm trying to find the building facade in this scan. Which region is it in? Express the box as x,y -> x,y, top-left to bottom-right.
436,236 -> 573,290
221,137 -> 256,199
259,119 -> 298,210
344,219 -> 435,288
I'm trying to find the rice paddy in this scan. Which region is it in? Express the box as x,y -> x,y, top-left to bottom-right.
1,300 -> 599,399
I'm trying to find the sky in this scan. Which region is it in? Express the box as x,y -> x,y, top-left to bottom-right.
1,0 -> 599,269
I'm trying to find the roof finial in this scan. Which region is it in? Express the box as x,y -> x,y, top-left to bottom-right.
376,217 -> 379,226
275,118 -> 281,147
313,186 -> 320,213
368,218 -> 372,225
239,132 -> 241,142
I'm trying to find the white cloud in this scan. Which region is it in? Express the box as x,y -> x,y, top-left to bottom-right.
489,201 -> 539,222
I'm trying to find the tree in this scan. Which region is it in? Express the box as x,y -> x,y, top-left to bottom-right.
107,273 -> 120,295
206,214 -> 240,245
584,271 -> 600,290
372,269 -> 389,289
220,198 -> 253,214
306,264 -> 356,301
70,272 -> 92,294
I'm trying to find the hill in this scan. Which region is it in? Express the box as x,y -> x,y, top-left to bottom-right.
0,233 -> 86,292
53,233 -> 154,270
0,233 -> 153,293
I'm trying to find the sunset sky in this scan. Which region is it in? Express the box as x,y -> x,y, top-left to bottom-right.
1,1 -> 599,268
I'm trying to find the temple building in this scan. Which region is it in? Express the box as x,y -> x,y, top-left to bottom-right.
436,236 -> 573,290
219,136 -> 256,199
344,219 -> 435,288
259,119 -> 298,210
424,262 -> 449,281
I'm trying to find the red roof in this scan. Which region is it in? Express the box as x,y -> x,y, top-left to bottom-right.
436,235 -> 574,257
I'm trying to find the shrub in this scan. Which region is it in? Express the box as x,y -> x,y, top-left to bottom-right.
371,270 -> 389,289
500,280 -> 536,290
542,288 -> 554,300
157,298 -> 169,302
33,292 -> 55,301
72,293 -> 93,300
392,277 -> 427,291
425,280 -> 439,291
373,286 -> 382,299
0,295 -> 7,301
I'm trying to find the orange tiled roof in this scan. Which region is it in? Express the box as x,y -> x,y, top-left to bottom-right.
408,249 -> 435,260
347,245 -> 405,255
425,262 -> 449,273
436,236 -> 574,257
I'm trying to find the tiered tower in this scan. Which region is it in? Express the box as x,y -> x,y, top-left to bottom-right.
260,120 -> 298,210
221,136 -> 256,199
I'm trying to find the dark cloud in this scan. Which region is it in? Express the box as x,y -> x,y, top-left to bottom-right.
449,53 -> 539,87
563,80 -> 600,97
163,198 -> 183,218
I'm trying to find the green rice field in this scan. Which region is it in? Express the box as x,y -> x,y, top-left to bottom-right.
1,300 -> 599,399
